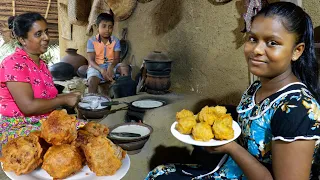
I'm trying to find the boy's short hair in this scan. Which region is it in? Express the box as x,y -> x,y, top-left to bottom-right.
96,13 -> 114,25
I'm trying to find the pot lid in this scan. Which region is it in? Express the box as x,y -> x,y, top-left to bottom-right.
144,51 -> 172,62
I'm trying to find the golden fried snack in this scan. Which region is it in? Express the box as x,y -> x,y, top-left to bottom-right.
175,116 -> 197,134
212,106 -> 227,117
212,114 -> 234,140
72,129 -> 93,148
29,131 -> 51,158
176,109 -> 194,121
82,121 -> 109,137
0,134 -> 42,175
194,113 -> 200,122
42,144 -> 83,179
106,138 -> 127,160
82,136 -> 126,176
192,122 -> 214,141
41,109 -> 77,145
198,106 -> 218,125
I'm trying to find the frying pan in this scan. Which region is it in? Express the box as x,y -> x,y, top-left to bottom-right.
128,99 -> 167,112
120,28 -> 129,62
77,93 -> 112,120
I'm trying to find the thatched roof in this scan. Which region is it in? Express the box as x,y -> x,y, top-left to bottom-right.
0,0 -> 58,40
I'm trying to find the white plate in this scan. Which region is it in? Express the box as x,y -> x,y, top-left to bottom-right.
2,154 -> 130,180
131,99 -> 164,109
171,121 -> 241,146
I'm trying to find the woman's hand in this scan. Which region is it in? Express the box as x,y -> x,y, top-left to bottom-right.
204,141 -> 236,154
62,91 -> 81,107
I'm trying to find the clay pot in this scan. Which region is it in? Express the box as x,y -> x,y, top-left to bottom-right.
61,48 -> 88,74
145,74 -> 171,92
77,65 -> 88,78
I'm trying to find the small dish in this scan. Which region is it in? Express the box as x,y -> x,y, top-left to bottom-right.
108,123 -> 153,154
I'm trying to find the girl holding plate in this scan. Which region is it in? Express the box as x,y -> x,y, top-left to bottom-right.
146,2 -> 320,180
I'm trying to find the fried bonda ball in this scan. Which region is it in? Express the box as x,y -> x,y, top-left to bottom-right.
29,131 -> 51,158
82,121 -> 109,137
176,109 -> 194,121
41,109 -> 77,145
82,136 -> 126,176
71,129 -> 93,148
175,116 -> 197,134
192,122 -> 214,141
0,134 -> 42,175
42,144 -> 83,179
212,106 -> 227,117
198,106 -> 218,125
212,114 -> 234,140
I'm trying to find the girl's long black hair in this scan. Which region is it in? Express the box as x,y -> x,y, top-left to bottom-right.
253,2 -> 320,103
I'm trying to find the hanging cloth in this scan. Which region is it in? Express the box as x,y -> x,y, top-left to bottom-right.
243,0 -> 268,32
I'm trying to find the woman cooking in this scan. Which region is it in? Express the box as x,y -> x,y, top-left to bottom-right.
0,12 -> 81,152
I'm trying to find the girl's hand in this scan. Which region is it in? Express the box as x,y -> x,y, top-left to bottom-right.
204,141 -> 236,154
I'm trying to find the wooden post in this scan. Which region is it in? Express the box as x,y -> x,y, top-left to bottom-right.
45,0 -> 52,19
12,0 -> 15,16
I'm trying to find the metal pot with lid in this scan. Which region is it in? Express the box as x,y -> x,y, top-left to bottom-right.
144,51 -> 172,72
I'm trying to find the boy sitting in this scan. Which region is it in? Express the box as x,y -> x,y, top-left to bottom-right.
86,13 -> 129,94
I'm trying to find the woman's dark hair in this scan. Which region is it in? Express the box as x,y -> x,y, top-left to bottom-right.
253,2 -> 320,102
8,12 -> 46,39
96,13 -> 114,26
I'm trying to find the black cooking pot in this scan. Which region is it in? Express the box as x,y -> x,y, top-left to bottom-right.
147,69 -> 171,76
145,61 -> 172,72
49,62 -> 75,81
144,51 -> 172,71
54,84 -> 65,94
110,76 -> 137,98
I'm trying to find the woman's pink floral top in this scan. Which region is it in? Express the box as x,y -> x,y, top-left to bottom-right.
0,48 -> 58,117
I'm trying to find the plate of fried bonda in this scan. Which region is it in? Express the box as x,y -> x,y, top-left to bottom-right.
171,106 -> 241,146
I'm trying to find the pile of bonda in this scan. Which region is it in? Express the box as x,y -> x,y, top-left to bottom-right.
175,106 -> 234,141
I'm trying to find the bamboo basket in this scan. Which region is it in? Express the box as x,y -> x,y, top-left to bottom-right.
107,0 -> 137,21
137,0 -> 153,3
59,3 -> 72,40
68,0 -> 91,26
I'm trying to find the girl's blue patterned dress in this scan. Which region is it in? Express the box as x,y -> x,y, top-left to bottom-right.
145,81 -> 320,180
